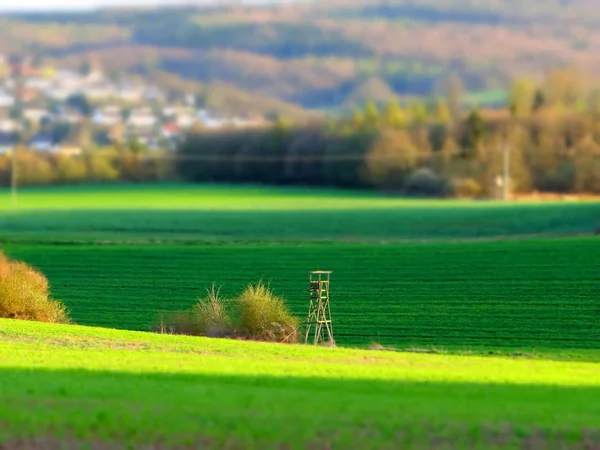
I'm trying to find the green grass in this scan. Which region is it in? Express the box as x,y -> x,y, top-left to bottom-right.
0,184 -> 599,243
1,184 -> 599,448
1,319 -> 599,449
4,237 -> 599,357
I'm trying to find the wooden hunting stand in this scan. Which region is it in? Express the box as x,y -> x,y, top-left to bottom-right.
305,271 -> 334,346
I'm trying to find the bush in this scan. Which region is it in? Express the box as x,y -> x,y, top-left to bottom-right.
158,281 -> 299,343
0,252 -> 69,323
404,167 -> 448,197
159,284 -> 232,337
450,177 -> 482,199
237,281 -> 299,343
190,284 -> 232,337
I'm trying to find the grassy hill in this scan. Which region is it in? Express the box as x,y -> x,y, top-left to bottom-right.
6,0 -> 600,113
1,319 -> 599,448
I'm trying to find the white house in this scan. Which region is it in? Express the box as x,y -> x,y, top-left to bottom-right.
23,108 -> 51,124
93,106 -> 122,126
0,89 -> 15,108
86,83 -> 116,101
25,77 -> 53,91
0,119 -> 19,133
176,114 -> 197,129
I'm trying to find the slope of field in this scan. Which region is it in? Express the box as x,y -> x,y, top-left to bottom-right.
0,185 -> 599,243
1,319 -> 599,449
4,237 -> 599,357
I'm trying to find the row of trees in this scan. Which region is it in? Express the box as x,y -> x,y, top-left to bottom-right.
0,148 -> 173,187
177,86 -> 600,197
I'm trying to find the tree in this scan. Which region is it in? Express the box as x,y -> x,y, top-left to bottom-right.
407,100 -> 427,125
434,99 -> 451,124
382,100 -> 406,128
544,68 -> 584,108
363,101 -> 380,128
445,73 -> 464,121
351,109 -> 365,130
441,137 -> 460,167
66,94 -> 93,117
508,78 -> 536,118
573,135 -> 600,193
463,109 -> 486,152
532,89 -> 546,112
363,130 -> 419,189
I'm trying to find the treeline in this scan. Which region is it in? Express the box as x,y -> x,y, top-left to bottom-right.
0,148 -> 173,187
177,85 -> 600,197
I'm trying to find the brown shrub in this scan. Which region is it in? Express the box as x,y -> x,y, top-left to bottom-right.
157,281 -> 300,344
236,281 -> 299,343
0,252 -> 70,323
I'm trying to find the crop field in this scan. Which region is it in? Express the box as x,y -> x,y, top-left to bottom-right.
0,184 -> 599,243
4,237 -> 599,357
1,184 -> 599,448
1,319 -> 600,449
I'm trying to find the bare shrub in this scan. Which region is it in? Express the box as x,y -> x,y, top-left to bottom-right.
0,252 -> 69,323
160,284 -> 232,337
157,281 -> 300,343
236,281 -> 299,343
190,284 -> 232,337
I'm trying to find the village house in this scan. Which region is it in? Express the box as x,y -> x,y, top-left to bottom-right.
23,108 -> 52,126
93,106 -> 123,127
0,119 -> 18,133
0,89 -> 15,108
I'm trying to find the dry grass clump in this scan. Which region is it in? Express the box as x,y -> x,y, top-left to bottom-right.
159,284 -> 233,337
236,281 -> 299,343
0,252 -> 70,323
159,281 -> 299,343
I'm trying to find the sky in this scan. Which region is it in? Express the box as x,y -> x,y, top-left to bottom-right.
0,1 -> 196,11
0,0 -> 277,12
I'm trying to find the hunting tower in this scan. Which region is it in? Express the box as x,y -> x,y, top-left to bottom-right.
305,271 -> 334,346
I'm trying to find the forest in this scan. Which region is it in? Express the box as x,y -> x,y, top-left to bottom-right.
4,0 -> 600,115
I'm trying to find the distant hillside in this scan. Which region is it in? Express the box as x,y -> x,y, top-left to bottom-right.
4,0 -> 600,114
342,77 -> 398,110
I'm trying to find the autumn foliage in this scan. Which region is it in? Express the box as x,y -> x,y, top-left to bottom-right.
0,252 -> 69,323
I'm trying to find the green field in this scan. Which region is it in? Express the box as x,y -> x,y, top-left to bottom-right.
1,320 -> 600,449
3,237 -> 599,358
0,184 -> 599,243
1,184 -> 599,448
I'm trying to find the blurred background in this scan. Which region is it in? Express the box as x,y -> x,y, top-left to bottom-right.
0,0 -> 599,199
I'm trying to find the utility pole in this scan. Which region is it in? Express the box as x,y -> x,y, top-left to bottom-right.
502,143 -> 510,201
